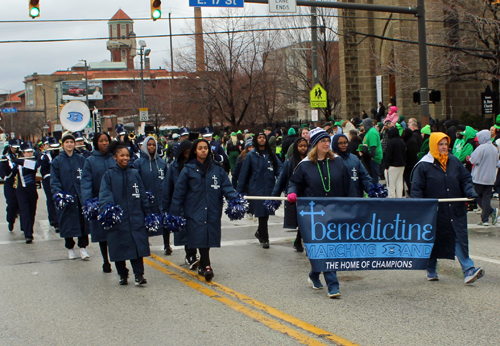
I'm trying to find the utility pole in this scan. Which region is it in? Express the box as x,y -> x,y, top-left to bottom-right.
311,4 -> 319,87
169,10 -> 174,116
83,60 -> 89,108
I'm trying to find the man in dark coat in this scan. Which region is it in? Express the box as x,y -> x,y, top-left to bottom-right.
377,101 -> 385,122
401,128 -> 418,195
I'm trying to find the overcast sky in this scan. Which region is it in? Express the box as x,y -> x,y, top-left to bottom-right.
0,0 -> 267,93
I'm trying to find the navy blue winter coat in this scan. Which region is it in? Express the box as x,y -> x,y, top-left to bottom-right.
236,150 -> 282,217
342,153 -> 372,197
170,160 -> 237,249
80,150 -> 115,242
99,164 -> 151,262
133,136 -> 167,215
411,153 -> 477,260
50,151 -> 87,238
288,157 -> 357,198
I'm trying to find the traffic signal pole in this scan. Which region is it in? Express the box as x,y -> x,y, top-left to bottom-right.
246,0 -> 429,123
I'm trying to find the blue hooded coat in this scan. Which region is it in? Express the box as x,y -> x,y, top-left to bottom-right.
411,153 -> 477,259
50,150 -> 87,238
99,163 -> 151,262
80,150 -> 116,242
162,140 -> 192,246
133,136 -> 167,234
170,159 -> 237,249
236,149 -> 282,217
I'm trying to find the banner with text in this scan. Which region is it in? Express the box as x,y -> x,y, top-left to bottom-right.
297,198 -> 438,272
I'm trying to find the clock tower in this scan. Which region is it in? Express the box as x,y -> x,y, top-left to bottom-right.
106,9 -> 137,69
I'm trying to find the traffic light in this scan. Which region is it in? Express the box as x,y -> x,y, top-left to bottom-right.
151,0 -> 161,21
29,0 -> 40,19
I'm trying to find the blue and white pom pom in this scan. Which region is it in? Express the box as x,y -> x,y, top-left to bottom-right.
367,183 -> 388,198
82,198 -> 100,220
145,213 -> 162,233
264,199 -> 281,213
162,213 -> 186,233
98,204 -> 124,230
146,190 -> 155,204
225,194 -> 249,221
53,191 -> 75,210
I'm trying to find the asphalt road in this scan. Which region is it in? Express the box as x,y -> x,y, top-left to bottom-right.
0,185 -> 499,346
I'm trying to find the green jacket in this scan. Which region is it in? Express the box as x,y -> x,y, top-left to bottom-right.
417,138 -> 429,161
453,126 -> 477,163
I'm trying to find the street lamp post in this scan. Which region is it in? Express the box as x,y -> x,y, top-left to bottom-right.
138,40 -> 151,109
79,59 -> 89,108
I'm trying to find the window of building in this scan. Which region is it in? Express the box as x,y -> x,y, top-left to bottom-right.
121,25 -> 125,29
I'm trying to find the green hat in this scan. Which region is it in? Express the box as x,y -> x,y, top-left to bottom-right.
300,124 -> 308,129
288,128 -> 296,136
237,130 -> 242,134
356,144 -> 366,152
334,121 -> 342,127
421,124 -> 431,135
396,123 -> 403,136
230,132 -> 236,136
377,122 -> 384,129
495,114 -> 500,129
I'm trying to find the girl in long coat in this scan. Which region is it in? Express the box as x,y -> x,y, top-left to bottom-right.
133,136 -> 169,253
236,133 -> 282,249
288,128 -> 357,298
170,139 -> 238,282
51,132 -> 89,260
272,137 -> 308,251
411,132 -> 484,284
162,140 -> 198,269
99,141 -> 151,286
81,132 -> 115,272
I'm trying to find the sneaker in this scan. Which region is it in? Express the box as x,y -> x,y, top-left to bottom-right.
68,249 -> 78,260
119,276 -> 128,285
164,246 -> 173,256
262,241 -> 269,249
293,240 -> 304,252
426,270 -> 439,281
477,221 -> 490,227
464,267 -> 484,284
103,262 -> 112,273
327,288 -> 341,298
25,237 -> 33,244
308,274 -> 323,290
8,223 -> 14,232
80,248 -> 90,260
204,266 -> 214,282
198,266 -> 206,276
135,276 -> 147,286
491,209 -> 498,225
254,231 -> 263,244
185,256 -> 200,270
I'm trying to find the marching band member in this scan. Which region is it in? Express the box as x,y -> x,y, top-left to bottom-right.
38,137 -> 61,232
288,128 -> 357,298
81,132 -> 115,273
51,132 -> 89,260
15,142 -> 40,243
173,127 -> 190,158
163,140 -> 197,268
1,139 -> 22,232
170,139 -> 238,282
99,141 -> 151,286
237,133 -> 282,249
73,131 -> 91,158
200,126 -> 228,167
133,135 -> 170,254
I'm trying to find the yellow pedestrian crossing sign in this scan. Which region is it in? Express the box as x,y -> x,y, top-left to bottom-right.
310,84 -> 327,108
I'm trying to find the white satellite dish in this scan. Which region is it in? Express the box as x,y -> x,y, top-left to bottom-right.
60,101 -> 90,132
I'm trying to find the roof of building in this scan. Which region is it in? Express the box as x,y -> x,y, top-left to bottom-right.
109,9 -> 133,22
72,60 -> 128,70
0,90 -> 24,107
52,69 -> 194,81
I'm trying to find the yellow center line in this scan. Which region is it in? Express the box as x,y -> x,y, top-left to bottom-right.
144,258 -> 328,346
149,253 -> 358,346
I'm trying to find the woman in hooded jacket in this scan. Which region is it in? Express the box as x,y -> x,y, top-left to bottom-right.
81,132 -> 115,272
384,127 -> 406,198
411,132 -> 483,285
226,132 -> 242,174
99,141 -> 151,286
170,139 -> 238,282
133,136 -> 170,254
272,137 -> 308,252
331,134 -> 372,197
162,140 -> 199,269
237,133 -> 283,249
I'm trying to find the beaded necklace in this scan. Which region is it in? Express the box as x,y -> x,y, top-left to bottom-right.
317,158 -> 331,192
